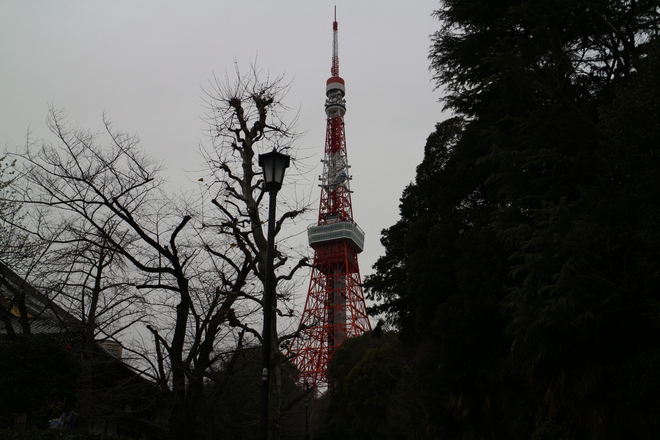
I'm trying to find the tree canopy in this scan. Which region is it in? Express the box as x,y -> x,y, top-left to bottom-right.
358,0 -> 660,438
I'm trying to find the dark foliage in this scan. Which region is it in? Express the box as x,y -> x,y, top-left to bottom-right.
199,345 -> 309,440
0,335 -> 80,429
345,1 -> 660,439
0,428 -> 135,440
324,330 -> 408,440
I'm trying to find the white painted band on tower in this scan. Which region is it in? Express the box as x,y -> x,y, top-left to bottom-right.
326,78 -> 345,97
307,222 -> 365,252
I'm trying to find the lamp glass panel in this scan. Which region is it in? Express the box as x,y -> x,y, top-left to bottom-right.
263,159 -> 275,184
273,160 -> 287,185
259,151 -> 290,187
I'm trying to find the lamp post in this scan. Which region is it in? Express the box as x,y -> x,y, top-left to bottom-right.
304,397 -> 309,440
258,149 -> 290,440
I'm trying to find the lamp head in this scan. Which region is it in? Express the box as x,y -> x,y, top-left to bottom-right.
259,149 -> 290,192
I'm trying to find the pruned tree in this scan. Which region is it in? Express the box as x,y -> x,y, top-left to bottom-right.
199,64 -> 311,438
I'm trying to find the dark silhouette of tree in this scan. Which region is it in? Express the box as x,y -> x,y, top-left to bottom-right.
362,1 -> 660,439
199,65 -> 310,440
365,119 -> 519,439
0,335 -> 80,429
11,64 -> 309,440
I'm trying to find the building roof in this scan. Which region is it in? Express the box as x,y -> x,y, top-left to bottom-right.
0,260 -> 81,335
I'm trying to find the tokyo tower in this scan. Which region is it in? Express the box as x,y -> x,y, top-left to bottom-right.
290,12 -> 371,390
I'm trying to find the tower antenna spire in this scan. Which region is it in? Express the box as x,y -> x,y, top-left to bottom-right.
331,7 -> 339,78
289,10 -> 371,391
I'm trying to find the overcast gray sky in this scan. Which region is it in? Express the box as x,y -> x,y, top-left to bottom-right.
1,1 -> 446,291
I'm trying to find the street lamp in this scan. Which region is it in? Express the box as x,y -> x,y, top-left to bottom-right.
259,149 -> 291,193
258,149 -> 290,440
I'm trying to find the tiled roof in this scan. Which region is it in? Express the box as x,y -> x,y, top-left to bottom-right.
0,260 -> 81,335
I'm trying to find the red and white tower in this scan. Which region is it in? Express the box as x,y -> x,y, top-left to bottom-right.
290,13 -> 371,390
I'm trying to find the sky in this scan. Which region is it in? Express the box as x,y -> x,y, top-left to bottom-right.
1,1 -> 447,306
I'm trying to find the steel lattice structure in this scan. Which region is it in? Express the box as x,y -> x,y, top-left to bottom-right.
290,14 -> 371,390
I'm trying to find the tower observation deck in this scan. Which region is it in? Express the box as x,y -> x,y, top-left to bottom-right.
290,13 -> 371,390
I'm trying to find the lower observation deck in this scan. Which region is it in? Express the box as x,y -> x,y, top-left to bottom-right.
307,221 -> 365,252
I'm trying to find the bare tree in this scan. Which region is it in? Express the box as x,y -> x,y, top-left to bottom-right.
10,63 -> 311,439
0,155 -> 21,266
0,154 -> 59,335
40,221 -> 143,341
12,107 -> 207,438
200,64 -> 311,438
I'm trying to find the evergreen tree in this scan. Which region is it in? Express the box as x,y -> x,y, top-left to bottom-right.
365,118 -> 522,439
364,0 -> 660,438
